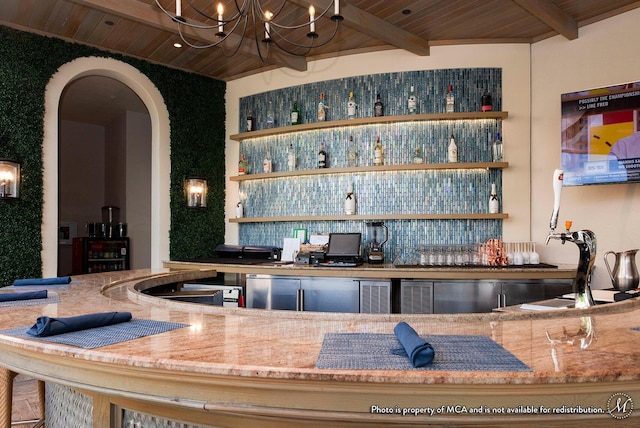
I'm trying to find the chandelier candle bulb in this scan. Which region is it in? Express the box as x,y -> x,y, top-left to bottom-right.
175,0 -> 181,18
335,0 -> 340,15
309,6 -> 315,33
217,3 -> 224,34
264,11 -> 272,40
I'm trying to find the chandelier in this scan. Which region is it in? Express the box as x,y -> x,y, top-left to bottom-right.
155,1 -> 343,60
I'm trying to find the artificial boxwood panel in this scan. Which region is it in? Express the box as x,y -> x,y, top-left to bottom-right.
0,25 -> 226,286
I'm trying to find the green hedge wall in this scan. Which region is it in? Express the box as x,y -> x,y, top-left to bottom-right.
0,25 -> 226,285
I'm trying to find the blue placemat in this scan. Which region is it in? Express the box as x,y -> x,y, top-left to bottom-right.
0,318 -> 189,349
315,333 -> 532,372
0,291 -> 60,308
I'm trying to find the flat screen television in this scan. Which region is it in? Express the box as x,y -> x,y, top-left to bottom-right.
561,81 -> 640,186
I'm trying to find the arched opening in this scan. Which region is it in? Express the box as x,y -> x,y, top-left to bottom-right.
42,57 -> 171,276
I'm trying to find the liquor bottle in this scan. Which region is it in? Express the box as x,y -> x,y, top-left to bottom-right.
491,133 -> 503,162
347,91 -> 356,119
374,137 -> 384,166
412,147 -> 423,164
246,109 -> 255,132
291,100 -> 301,125
317,93 -> 326,121
374,93 -> 384,117
408,86 -> 417,114
287,143 -> 296,171
236,200 -> 244,218
481,89 -> 493,112
263,148 -> 272,173
489,183 -> 500,214
266,101 -> 275,128
344,183 -> 356,215
447,134 -> 458,163
347,136 -> 357,167
445,85 -> 454,113
238,153 -> 247,175
318,142 -> 327,168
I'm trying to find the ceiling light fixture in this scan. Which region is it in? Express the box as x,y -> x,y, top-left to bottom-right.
155,0 -> 343,61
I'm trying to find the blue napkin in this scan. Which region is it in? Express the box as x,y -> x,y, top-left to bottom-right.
27,311 -> 132,337
13,276 -> 71,286
0,290 -> 48,302
393,321 -> 435,367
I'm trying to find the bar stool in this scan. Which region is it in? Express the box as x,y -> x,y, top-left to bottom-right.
1,367 -> 45,427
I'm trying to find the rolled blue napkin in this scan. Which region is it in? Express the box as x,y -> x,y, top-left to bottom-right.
0,290 -> 48,302
393,321 -> 435,367
13,276 -> 71,286
27,311 -> 132,337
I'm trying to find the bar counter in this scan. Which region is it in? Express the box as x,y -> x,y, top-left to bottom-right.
1,268 -> 639,427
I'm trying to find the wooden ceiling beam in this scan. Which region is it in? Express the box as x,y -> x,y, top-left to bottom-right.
288,0 -> 430,56
68,0 -> 307,72
513,0 -> 578,40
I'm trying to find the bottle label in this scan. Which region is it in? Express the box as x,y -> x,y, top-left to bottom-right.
288,154 -> 295,170
247,119 -> 253,132
374,148 -> 383,165
291,111 -> 299,124
318,104 -> 325,121
408,96 -> 417,112
318,153 -> 326,167
347,101 -> 356,117
263,159 -> 271,173
448,149 -> 457,163
238,167 -> 245,175
375,104 -> 383,117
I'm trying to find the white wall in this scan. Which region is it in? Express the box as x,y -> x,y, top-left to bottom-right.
531,8 -> 640,289
225,44 -> 532,245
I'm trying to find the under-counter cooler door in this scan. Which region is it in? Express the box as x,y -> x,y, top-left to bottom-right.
300,278 -> 360,313
245,275 -> 300,310
400,280 -> 434,314
434,281 -> 502,314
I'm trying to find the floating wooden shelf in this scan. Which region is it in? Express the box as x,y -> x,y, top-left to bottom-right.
230,162 -> 509,181
229,213 -> 509,223
230,111 -> 508,142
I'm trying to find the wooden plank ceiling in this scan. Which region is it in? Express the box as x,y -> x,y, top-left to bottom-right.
0,0 -> 638,82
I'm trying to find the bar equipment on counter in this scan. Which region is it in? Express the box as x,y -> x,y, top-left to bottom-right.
604,249 -> 639,292
365,221 -> 388,264
545,169 -> 596,309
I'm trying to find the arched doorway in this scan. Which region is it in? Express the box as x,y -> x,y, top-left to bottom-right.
42,57 -> 171,276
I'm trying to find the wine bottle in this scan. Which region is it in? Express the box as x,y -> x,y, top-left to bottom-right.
347,136 -> 357,167
492,133 -> 503,162
347,91 -> 356,119
445,85 -> 454,113
238,153 -> 247,175
318,142 -> 327,168
447,135 -> 458,163
263,148 -> 272,173
246,109 -> 255,132
291,100 -> 301,125
374,137 -> 383,166
266,101 -> 275,128
344,183 -> 356,215
287,143 -> 296,171
317,93 -> 326,121
489,183 -> 500,213
481,89 -> 493,112
374,93 -> 384,117
408,86 -> 417,115
412,147 -> 423,164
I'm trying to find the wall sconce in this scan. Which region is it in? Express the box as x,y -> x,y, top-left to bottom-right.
185,177 -> 207,208
0,159 -> 20,199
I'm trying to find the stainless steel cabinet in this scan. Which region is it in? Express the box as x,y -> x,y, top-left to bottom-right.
434,281 -> 502,314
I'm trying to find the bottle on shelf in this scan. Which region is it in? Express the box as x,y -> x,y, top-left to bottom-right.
236,200 -> 244,218
347,136 -> 357,167
374,136 -> 384,166
291,100 -> 301,125
318,142 -> 327,168
445,85 -> 454,113
267,101 -> 275,128
481,89 -> 493,112
447,134 -> 458,163
317,93 -> 326,121
347,91 -> 356,119
246,109 -> 255,132
489,183 -> 500,213
412,147 -> 423,164
238,153 -> 247,175
287,143 -> 296,171
374,93 -> 384,117
263,148 -> 272,173
344,183 -> 356,215
492,133 -> 503,162
408,85 -> 417,115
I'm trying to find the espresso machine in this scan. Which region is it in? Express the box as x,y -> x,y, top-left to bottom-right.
365,221 -> 388,264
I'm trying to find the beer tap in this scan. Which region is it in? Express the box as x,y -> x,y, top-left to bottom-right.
545,169 -> 596,309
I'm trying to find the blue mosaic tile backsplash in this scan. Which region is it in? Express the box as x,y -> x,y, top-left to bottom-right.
236,68 -> 503,259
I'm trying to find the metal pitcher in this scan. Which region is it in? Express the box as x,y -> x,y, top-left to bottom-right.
604,249 -> 639,292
